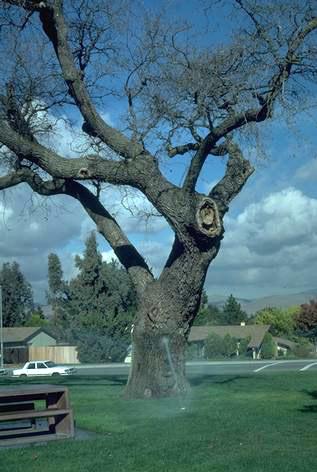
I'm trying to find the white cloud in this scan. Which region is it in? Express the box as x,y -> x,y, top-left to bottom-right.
295,159 -> 317,181
227,187 -> 317,254
0,202 -> 13,220
101,249 -> 117,264
205,187 -> 317,298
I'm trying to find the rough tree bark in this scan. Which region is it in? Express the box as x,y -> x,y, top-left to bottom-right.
0,0 -> 316,398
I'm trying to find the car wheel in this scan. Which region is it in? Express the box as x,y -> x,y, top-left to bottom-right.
20,374 -> 27,378
52,372 -> 60,377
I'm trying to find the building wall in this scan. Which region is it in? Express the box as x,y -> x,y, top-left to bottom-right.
27,332 -> 57,347
29,345 -> 79,364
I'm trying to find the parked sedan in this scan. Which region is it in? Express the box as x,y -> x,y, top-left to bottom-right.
0,368 -> 8,376
12,360 -> 76,377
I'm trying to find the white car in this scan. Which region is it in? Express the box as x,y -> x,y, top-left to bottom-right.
12,361 -> 76,377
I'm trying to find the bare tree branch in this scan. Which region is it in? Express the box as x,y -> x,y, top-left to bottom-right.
209,140 -> 254,215
182,15 -> 317,193
6,0 -> 146,160
0,166 -> 154,294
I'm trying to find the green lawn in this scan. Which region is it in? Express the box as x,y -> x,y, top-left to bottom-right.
1,372 -> 317,472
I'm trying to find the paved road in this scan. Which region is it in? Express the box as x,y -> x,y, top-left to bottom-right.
73,359 -> 317,377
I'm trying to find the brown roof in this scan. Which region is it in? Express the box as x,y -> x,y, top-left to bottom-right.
3,327 -> 54,344
273,337 -> 297,350
188,325 -> 270,349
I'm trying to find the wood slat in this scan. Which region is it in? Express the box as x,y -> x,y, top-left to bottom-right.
0,425 -> 47,437
0,432 -> 70,446
0,385 -> 68,398
0,408 -> 70,422
0,402 -> 34,413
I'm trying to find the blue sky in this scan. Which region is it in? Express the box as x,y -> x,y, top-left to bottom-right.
1,105 -> 317,304
0,0 -> 317,304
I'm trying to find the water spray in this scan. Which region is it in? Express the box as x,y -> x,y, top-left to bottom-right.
162,336 -> 186,411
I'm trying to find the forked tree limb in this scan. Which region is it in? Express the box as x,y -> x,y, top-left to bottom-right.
209,141 -> 254,216
182,16 -> 317,193
0,167 -> 154,294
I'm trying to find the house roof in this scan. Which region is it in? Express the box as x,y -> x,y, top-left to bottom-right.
3,327 -> 55,344
273,337 -> 297,350
188,325 -> 271,349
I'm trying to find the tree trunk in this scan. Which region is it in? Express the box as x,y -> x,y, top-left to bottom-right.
124,247 -> 214,398
125,324 -> 189,399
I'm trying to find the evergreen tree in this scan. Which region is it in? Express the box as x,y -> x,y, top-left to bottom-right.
47,253 -> 68,327
0,262 -> 34,326
193,290 -> 223,326
194,304 -> 222,326
48,232 -> 137,361
222,295 -> 247,325
48,253 -> 64,295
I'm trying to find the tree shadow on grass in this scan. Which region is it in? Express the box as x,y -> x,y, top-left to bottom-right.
190,375 -> 249,387
64,375 -> 127,387
0,375 -> 127,388
299,390 -> 317,413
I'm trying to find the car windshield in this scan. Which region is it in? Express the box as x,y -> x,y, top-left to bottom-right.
45,361 -> 56,368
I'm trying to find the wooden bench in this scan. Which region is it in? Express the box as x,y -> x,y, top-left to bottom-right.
0,384 -> 74,445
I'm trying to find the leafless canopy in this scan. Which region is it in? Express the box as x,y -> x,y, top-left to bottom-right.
0,0 -> 316,296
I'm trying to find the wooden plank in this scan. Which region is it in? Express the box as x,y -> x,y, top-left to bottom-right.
0,425 -> 46,437
0,408 -> 70,422
0,385 -> 68,398
54,408 -> 74,437
0,432 -> 71,446
0,385 -> 74,445
0,402 -> 34,413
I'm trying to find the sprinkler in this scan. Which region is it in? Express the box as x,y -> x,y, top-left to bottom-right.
162,336 -> 186,411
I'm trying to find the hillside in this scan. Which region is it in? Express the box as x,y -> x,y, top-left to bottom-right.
208,289 -> 317,315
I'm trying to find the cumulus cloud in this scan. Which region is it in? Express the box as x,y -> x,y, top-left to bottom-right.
233,187 -> 317,255
0,185 -> 85,302
206,187 -> 317,298
0,186 -> 82,258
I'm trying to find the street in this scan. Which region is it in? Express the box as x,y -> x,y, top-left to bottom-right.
72,359 -> 317,377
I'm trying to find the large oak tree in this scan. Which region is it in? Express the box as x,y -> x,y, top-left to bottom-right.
0,0 -> 316,397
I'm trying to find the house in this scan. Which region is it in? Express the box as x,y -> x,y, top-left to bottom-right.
188,324 -> 271,359
3,327 -> 57,364
273,336 -> 298,356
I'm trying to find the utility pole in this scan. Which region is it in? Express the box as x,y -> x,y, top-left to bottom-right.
0,285 -> 3,368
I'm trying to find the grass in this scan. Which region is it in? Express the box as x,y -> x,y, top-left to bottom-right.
1,372 -> 317,472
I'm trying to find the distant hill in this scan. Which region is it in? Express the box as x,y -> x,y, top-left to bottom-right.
241,289 -> 317,315
207,289 -> 317,315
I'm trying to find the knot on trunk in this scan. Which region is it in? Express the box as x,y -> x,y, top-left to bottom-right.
78,167 -> 91,178
196,197 -> 221,237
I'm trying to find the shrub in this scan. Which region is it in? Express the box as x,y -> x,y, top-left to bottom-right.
261,333 -> 277,359
205,333 -> 224,358
205,332 -> 238,359
237,336 -> 251,357
66,328 -> 129,362
186,343 -> 202,360
293,339 -> 313,358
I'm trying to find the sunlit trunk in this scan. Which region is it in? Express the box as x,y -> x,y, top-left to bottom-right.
124,247 -> 214,398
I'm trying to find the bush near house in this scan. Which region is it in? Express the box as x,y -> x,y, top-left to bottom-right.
204,333 -> 224,358
293,339 -> 314,358
261,332 -> 277,359
205,333 -> 238,359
